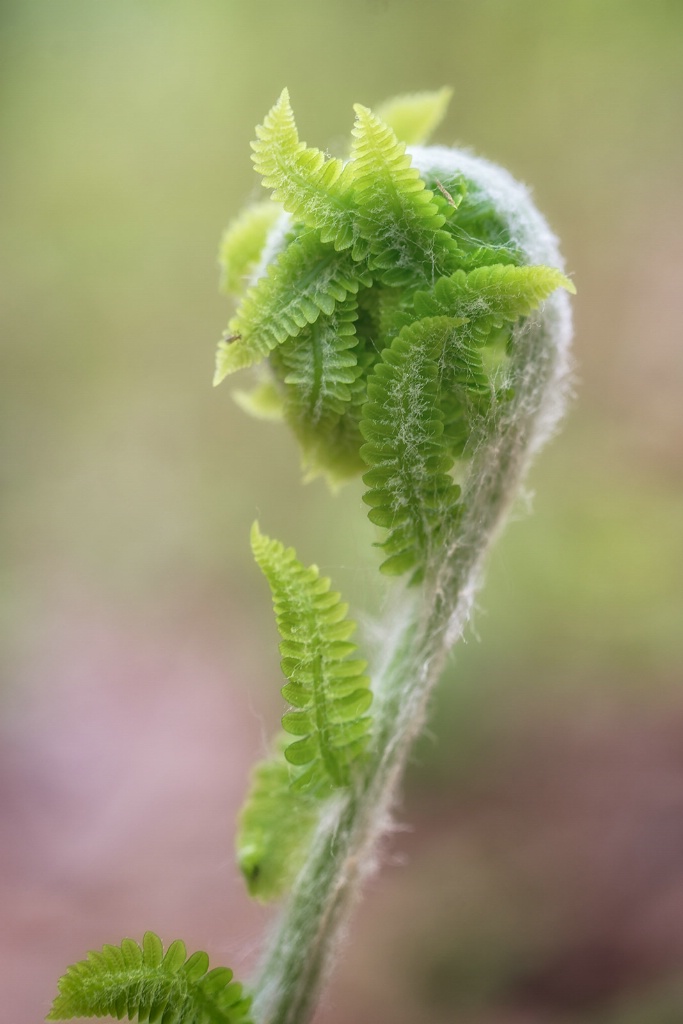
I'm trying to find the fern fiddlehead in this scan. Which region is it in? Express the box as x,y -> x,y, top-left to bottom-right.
212,88 -> 574,1024
48,88 -> 574,1024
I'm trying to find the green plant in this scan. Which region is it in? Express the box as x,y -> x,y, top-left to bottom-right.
48,88 -> 574,1024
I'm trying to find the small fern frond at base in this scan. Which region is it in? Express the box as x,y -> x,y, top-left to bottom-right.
375,87 -> 453,145
236,745 -> 320,903
250,522 -> 372,794
48,932 -> 253,1024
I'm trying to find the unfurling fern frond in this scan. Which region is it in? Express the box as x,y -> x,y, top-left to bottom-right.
236,743 -> 320,903
349,105 -> 457,285
207,86 -> 577,1024
425,174 -> 524,270
214,231 -> 371,383
48,932 -> 253,1024
218,201 -> 281,296
250,522 -> 372,795
375,87 -> 453,145
360,316 -> 483,581
251,88 -> 357,251
412,263 -> 576,345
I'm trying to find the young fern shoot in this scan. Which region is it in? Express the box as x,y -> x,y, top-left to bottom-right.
236,525 -> 372,902
220,87 -> 574,1024
48,87 -> 574,1024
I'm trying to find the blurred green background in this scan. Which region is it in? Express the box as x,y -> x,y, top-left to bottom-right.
2,2 -> 683,1022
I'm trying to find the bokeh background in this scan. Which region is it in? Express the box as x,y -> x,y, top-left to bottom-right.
2,2 -> 683,1022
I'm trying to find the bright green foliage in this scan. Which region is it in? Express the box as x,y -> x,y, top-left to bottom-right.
375,87 -> 453,145
411,264 -> 576,344
424,174 -> 525,270
249,88 -> 455,276
218,201 -> 280,296
236,744 -> 320,903
251,88 -> 357,251
216,92 -> 460,385
250,522 -> 372,794
216,89 -> 574,573
214,231 -> 370,383
47,932 -> 252,1024
349,104 -> 457,285
360,316 -> 475,581
359,267 -> 574,579
273,295 -> 363,475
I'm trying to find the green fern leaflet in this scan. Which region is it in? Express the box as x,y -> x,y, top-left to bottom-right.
48,932 -> 253,1024
251,88 -> 358,251
348,103 -> 457,285
360,316 -> 473,581
250,522 -> 372,794
411,263 -> 576,344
